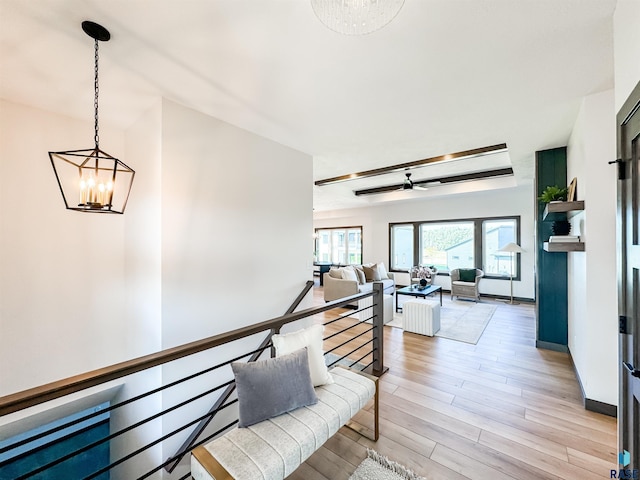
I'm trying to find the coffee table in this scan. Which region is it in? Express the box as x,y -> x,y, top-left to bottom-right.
396,284 -> 442,312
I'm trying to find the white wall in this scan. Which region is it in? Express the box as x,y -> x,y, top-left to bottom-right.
566,90 -> 617,406
158,99 -> 313,476
0,99 -> 136,394
0,98 -> 314,477
614,0 -> 640,112
314,185 -> 535,300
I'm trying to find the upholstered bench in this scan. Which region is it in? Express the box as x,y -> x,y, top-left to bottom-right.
191,366 -> 378,480
403,299 -> 441,336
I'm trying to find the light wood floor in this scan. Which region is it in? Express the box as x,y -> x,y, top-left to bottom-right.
289,285 -> 617,480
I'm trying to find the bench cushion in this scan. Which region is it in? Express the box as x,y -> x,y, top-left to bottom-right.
191,367 -> 375,480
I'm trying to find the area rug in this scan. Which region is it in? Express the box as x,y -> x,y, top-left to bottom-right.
388,301 -> 497,344
349,449 -> 426,480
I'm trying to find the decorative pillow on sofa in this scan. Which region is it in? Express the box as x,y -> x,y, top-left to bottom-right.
459,269 -> 477,282
363,264 -> 381,281
328,268 -> 343,279
353,265 -> 366,284
376,262 -> 389,280
231,347 -> 318,428
271,324 -> 333,386
341,266 -> 358,282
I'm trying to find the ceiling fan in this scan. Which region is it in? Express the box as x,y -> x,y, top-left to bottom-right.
354,167 -> 514,196
402,172 -> 428,191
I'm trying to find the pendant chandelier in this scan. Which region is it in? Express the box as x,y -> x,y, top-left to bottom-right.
310,0 -> 405,35
49,21 -> 135,214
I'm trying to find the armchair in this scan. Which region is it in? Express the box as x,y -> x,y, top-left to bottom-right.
450,268 -> 484,302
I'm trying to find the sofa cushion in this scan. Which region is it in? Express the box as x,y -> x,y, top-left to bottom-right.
328,268 -> 343,279
459,269 -> 477,282
272,324 -> 333,387
341,266 -> 358,282
357,278 -> 394,294
353,265 -> 366,284
231,348 -> 317,427
376,262 -> 389,279
363,264 -> 381,281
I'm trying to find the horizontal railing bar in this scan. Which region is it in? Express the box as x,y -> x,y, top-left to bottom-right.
325,326 -> 374,355
19,390 -> 238,480
323,305 -> 372,327
0,341 -> 266,456
348,351 -> 373,370
0,289 -> 373,416
326,339 -> 374,369
83,399 -> 239,480
324,319 -> 372,341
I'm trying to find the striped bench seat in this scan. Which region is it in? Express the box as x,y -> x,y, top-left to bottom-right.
191,366 -> 378,480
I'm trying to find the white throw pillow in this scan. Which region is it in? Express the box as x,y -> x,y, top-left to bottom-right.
377,262 -> 389,279
341,266 -> 358,282
271,324 -> 333,386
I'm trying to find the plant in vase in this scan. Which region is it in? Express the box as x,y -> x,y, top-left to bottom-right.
538,185 -> 572,236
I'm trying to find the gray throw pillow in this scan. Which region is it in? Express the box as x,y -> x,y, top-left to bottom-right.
231,347 -> 318,428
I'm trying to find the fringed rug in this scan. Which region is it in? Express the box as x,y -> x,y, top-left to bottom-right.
388,300 -> 497,344
349,449 -> 426,480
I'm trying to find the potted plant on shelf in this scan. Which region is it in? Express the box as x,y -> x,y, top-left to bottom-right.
538,185 -> 571,235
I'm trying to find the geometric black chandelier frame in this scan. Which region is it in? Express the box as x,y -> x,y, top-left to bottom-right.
49,21 -> 134,214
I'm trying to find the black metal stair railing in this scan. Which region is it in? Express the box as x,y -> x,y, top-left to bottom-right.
0,282 -> 386,479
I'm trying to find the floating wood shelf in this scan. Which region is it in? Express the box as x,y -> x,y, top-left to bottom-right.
543,242 -> 585,252
542,201 -> 585,222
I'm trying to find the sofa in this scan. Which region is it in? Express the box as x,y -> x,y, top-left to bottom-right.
323,263 -> 395,302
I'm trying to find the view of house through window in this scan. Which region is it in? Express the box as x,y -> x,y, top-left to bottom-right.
315,227 -> 362,264
482,219 -> 517,277
390,216 -> 519,278
421,222 -> 474,271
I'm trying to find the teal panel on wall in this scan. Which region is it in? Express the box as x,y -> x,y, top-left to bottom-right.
536,147 -> 568,347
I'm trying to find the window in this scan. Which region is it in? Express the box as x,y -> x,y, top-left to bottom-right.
420,221 -> 474,271
482,219 -> 518,278
389,216 -> 520,278
391,224 -> 413,270
314,227 -> 362,265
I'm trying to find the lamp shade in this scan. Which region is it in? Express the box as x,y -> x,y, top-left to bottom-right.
498,242 -> 523,253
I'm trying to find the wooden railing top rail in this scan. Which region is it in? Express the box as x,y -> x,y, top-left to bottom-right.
0,289 -> 374,417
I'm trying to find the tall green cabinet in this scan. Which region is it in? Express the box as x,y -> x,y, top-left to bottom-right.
535,147 -> 568,351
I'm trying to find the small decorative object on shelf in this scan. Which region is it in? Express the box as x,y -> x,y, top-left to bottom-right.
551,219 -> 571,236
538,185 -> 568,203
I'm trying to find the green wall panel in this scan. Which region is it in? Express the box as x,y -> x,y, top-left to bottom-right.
536,147 -> 568,348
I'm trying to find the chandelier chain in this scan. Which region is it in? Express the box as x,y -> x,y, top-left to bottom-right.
94,38 -> 100,149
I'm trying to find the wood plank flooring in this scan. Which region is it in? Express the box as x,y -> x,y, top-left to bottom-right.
288,285 -> 617,480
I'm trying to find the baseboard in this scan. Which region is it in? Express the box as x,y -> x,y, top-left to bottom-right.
585,398 -> 617,417
536,340 -> 569,353
568,347 -> 617,418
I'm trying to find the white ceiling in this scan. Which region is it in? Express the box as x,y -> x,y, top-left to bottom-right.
0,0 -> 616,211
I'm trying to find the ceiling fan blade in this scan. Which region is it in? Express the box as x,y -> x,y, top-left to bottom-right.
353,167 -> 513,196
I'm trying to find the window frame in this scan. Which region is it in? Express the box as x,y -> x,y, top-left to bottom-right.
314,226 -> 363,265
389,216 -> 521,280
